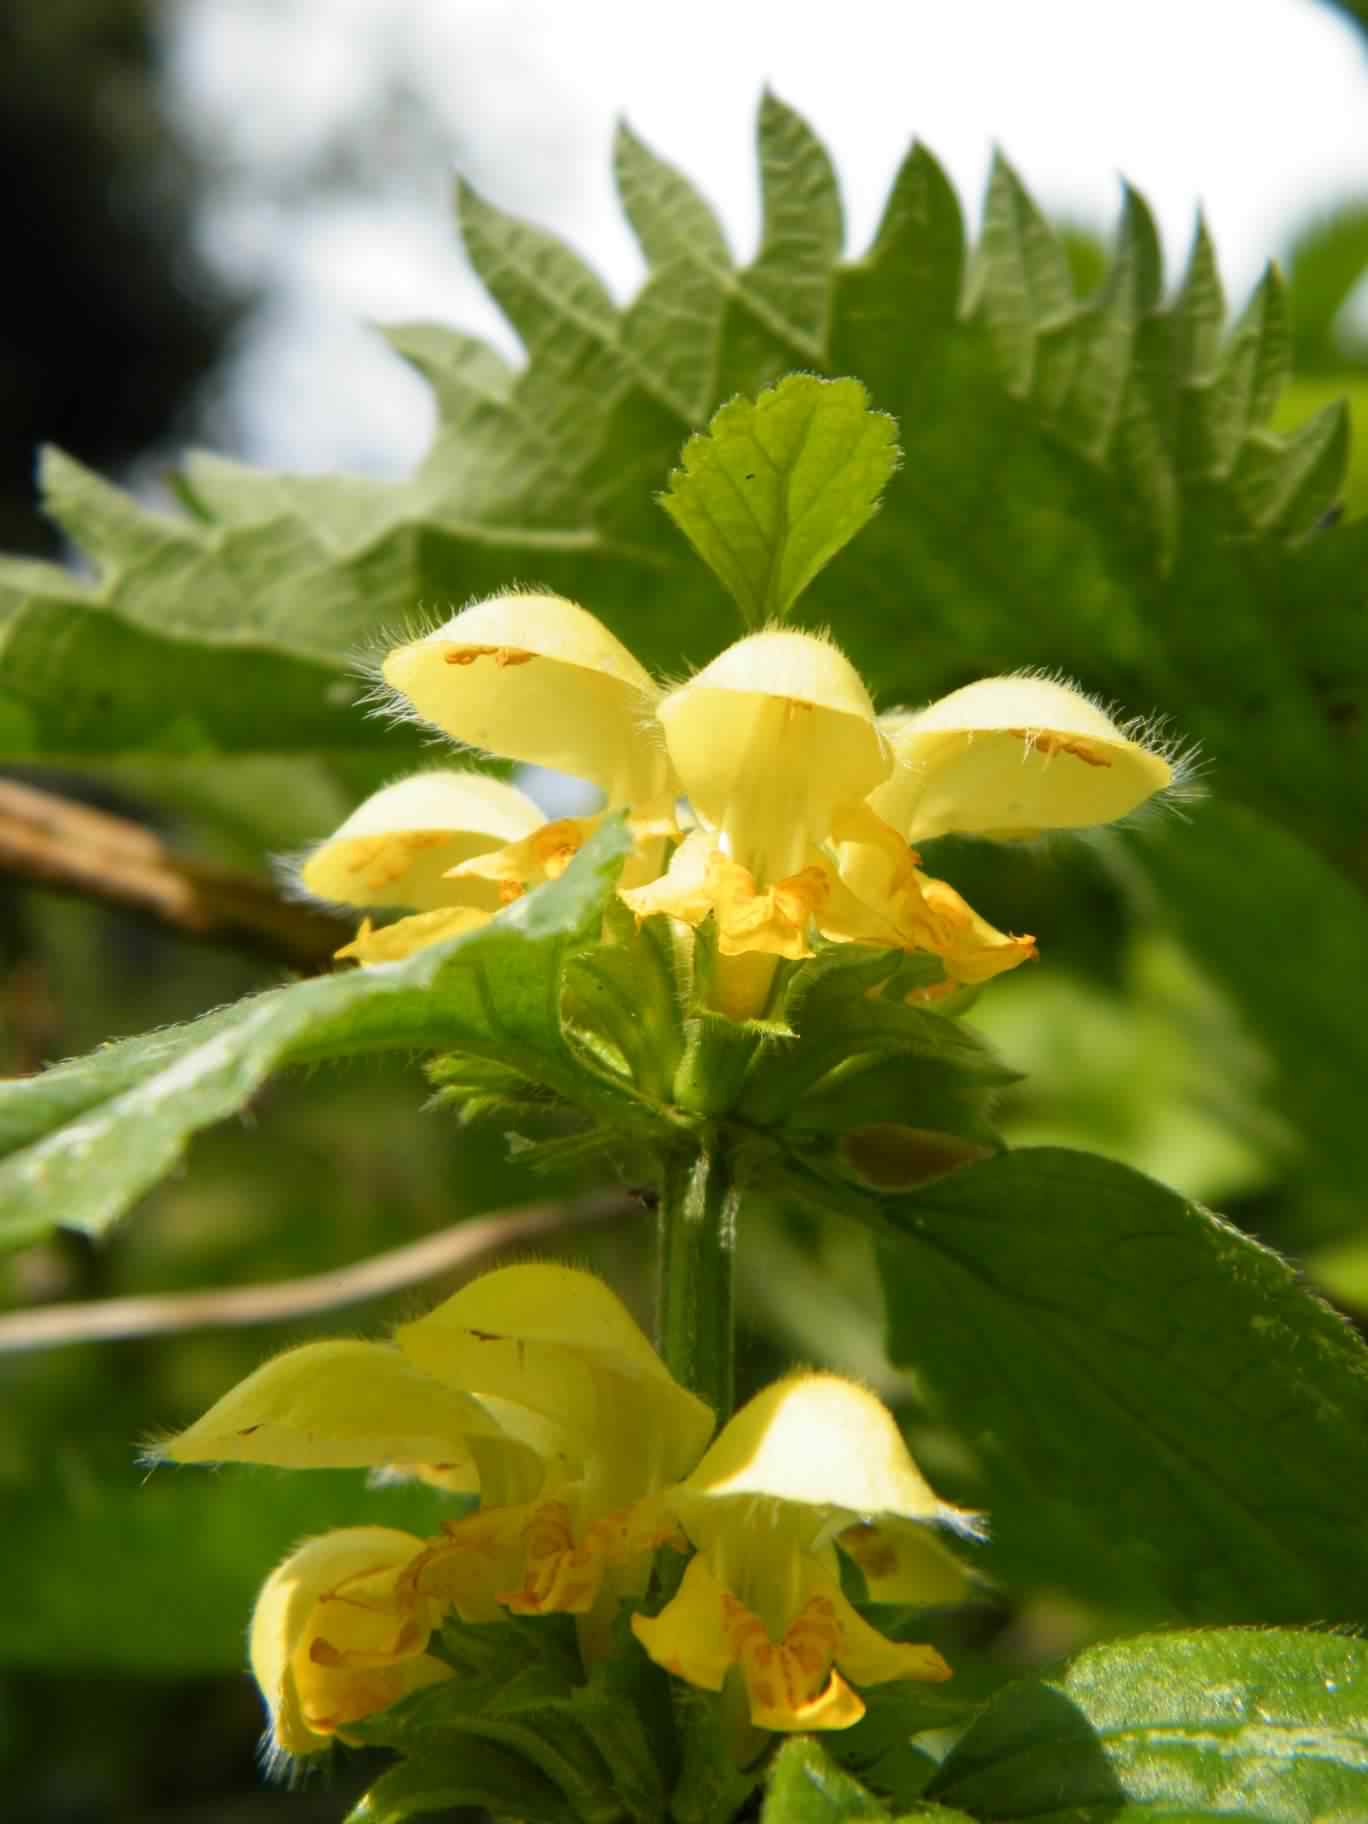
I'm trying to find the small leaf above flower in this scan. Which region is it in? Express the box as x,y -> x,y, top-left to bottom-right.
660,374 -> 900,626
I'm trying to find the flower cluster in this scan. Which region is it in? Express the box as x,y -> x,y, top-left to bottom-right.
298,592 -> 1174,1016
158,1265 -> 979,1757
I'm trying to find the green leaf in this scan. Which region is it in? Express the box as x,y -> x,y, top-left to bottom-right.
347,1741 -> 574,1824
928,1629 -> 1368,1822
762,1738 -> 891,1822
740,950 -> 1015,1131
667,1680 -> 763,1824
659,374 -> 900,626
7,100 -> 1368,1237
614,121 -> 735,426
350,1619 -> 627,1824
554,1625 -> 673,1824
870,1148 -> 1368,1623
761,1740 -> 975,1824
1119,802 -> 1368,1215
4,103 -> 1359,881
0,819 -> 638,1249
965,152 -> 1076,398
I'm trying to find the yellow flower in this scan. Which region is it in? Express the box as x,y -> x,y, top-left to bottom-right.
298,769 -> 547,962
249,1527 -> 452,1759
161,1265 -> 714,1660
392,1263 -> 711,1653
632,1373 -> 979,1733
870,673 -> 1175,843
381,591 -> 678,895
621,635 -> 1177,1015
620,630 -> 1042,1016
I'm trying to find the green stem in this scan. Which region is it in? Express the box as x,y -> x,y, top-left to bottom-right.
657,1139 -> 737,1422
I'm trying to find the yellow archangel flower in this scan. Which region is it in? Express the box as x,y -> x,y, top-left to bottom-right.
248,1526 -> 453,1760
298,768 -> 548,963
621,633 -> 1174,1016
303,595 -> 1172,1006
632,1373 -> 981,1734
159,1264 -> 714,1749
297,592 -> 680,961
381,590 -> 678,888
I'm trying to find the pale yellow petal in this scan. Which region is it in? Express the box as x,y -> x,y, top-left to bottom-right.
402,1504 -> 534,1625
678,1373 -> 966,1533
299,771 -> 545,911
818,1576 -> 952,1690
906,874 -> 1037,985
873,675 -> 1173,841
828,803 -> 1035,984
631,1550 -> 736,1691
658,630 -> 890,882
395,1265 -> 715,1492
382,593 -> 671,809
618,829 -> 716,926
636,1555 -> 872,1731
159,1338 -> 511,1474
250,1527 -> 442,1755
450,816 -> 598,897
500,1494 -> 679,1618
335,907 -> 488,964
838,1520 -> 977,1605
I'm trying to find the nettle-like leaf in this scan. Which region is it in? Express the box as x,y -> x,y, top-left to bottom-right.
2,98 -> 1360,853
2,99 -> 1361,1214
0,821 -> 646,1249
927,1630 -> 1368,1822
857,1148 -> 1368,1625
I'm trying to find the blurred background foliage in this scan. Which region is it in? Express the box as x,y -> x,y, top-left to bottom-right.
2,2 -> 1368,1820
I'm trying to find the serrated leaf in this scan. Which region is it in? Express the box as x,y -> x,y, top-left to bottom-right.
0,820 -> 639,1249
5,100 -> 1368,1223
762,1738 -> 891,1822
660,374 -> 899,625
742,92 -> 844,363
834,142 -> 963,372
1228,400 -> 1349,535
615,122 -> 734,425
2,101 -> 1358,863
928,1630 -> 1368,1822
868,1148 -> 1368,1623
552,1644 -> 672,1824
1173,217 -> 1225,384
668,1680 -> 764,1824
1200,265 -> 1292,477
966,152 -> 1076,397
348,1741 -> 574,1824
1054,190 -> 1159,463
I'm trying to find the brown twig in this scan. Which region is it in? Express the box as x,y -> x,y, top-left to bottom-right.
0,1190 -> 637,1353
0,777 -> 346,974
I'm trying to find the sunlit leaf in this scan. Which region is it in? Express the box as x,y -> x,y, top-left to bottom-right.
929,1630 -> 1368,1822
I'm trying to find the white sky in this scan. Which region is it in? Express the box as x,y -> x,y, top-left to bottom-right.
167,0 -> 1368,474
